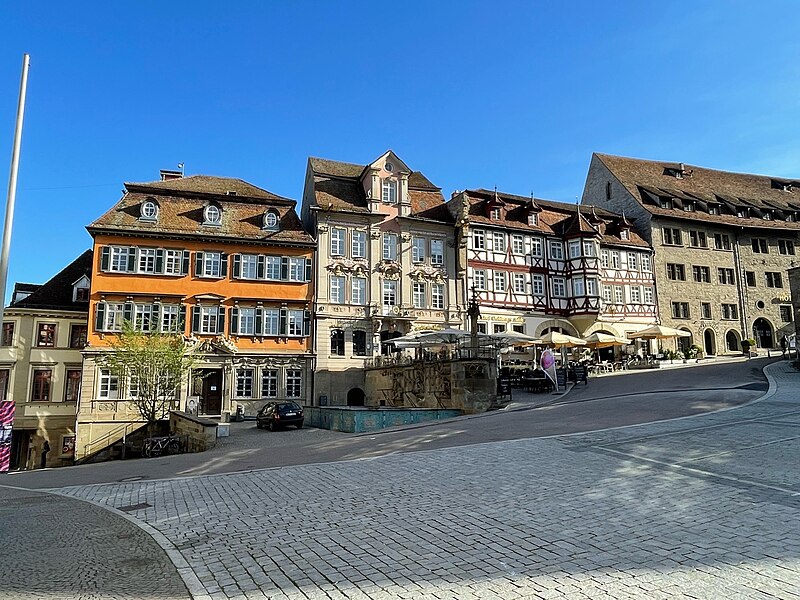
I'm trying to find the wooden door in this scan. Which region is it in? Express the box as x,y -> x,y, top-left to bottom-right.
202,370 -> 223,415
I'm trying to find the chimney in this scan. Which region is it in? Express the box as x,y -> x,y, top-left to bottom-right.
160,169 -> 183,181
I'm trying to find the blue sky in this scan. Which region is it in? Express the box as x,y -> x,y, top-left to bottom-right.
2,2 -> 800,293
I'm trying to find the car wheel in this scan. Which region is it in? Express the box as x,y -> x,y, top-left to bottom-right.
296,421 -> 303,429
256,421 -> 262,429
269,420 -> 276,432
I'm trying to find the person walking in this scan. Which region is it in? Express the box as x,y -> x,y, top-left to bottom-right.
781,335 -> 788,358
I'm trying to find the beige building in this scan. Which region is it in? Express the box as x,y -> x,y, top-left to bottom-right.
5,250 -> 92,469
301,151 -> 464,406
583,153 -> 799,354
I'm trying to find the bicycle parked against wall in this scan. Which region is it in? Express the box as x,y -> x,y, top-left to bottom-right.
142,435 -> 183,458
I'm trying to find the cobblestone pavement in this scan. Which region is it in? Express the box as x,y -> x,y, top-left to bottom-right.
0,485 -> 189,600
50,361 -> 800,599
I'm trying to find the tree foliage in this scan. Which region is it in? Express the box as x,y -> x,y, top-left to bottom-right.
96,322 -> 196,433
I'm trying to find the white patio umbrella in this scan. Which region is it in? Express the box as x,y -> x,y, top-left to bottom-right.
412,328 -> 473,345
628,325 -> 692,340
539,331 -> 587,348
583,332 -> 632,348
482,331 -> 542,347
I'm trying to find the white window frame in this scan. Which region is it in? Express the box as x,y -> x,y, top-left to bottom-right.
412,237 -> 425,263
493,271 -> 507,292
351,231 -> 366,258
413,282 -> 426,308
109,246 -> 131,273
549,241 -> 564,260
431,284 -> 444,309
473,229 -> 485,250
586,278 -> 598,296
288,258 -> 306,282
240,254 -> 259,280
513,273 -> 526,293
133,303 -> 153,331
630,285 -> 641,303
330,228 -> 346,256
572,277 -> 585,297
238,307 -> 256,335
552,277 -> 566,297
568,240 -> 581,259
382,280 -> 397,306
382,179 -> 397,204
430,239 -> 444,266
164,249 -> 183,275
644,287 -> 654,304
492,232 -> 506,252
287,310 -> 304,337
200,306 -> 220,334
286,369 -> 303,398
266,256 -> 281,280
512,234 -> 524,255
582,240 -> 595,257
330,275 -> 345,304
138,248 -> 157,274
104,303 -> 125,332
628,253 -> 638,271
532,274 -> 544,296
611,251 -> 621,269
351,277 -> 366,305
203,252 -> 222,277
261,369 -> 278,398
161,305 -> 181,333
614,285 -> 624,304
235,368 -> 254,398
531,238 -> 543,257
473,269 -> 486,291
98,369 -> 120,400
383,233 -> 398,261
264,309 -> 280,336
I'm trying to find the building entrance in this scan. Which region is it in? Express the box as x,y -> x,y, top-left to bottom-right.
752,318 -> 774,349
703,329 -> 716,356
193,369 -> 223,415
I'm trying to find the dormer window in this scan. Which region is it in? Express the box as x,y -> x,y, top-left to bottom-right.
709,204 -> 720,215
528,213 -> 538,226
763,211 -> 773,221
620,229 -> 630,241
490,207 -> 501,220
72,275 -> 91,302
683,201 -> 695,212
660,198 -> 673,209
385,162 -> 394,173
787,212 -> 796,222
75,287 -> 89,302
204,204 -> 222,226
263,210 -> 280,231
226,190 -> 238,196
737,208 -> 749,218
140,199 -> 158,221
382,179 -> 397,204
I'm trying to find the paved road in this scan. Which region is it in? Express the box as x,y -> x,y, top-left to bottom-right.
50,361 -> 800,599
5,357 -> 773,490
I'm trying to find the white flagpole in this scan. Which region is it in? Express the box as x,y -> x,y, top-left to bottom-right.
0,54 -> 30,322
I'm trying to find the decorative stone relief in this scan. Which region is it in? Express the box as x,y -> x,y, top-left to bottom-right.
375,260 -> 402,280
408,265 -> 447,283
317,223 -> 329,234
369,229 -> 382,240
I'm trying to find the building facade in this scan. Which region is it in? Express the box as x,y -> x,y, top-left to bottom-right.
583,153 -> 800,354
447,189 -> 657,341
77,171 -> 314,460
301,151 -> 464,406
4,251 -> 92,469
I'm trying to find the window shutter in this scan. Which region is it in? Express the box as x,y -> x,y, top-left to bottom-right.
232,254 -> 241,279
182,250 -> 190,275
123,302 -> 134,324
100,247 -> 111,272
192,306 -> 201,333
257,255 -> 266,280
305,258 -> 312,282
279,307 -> 287,335
217,306 -> 226,334
254,308 -> 263,335
303,310 -> 311,337
127,247 -> 137,272
95,302 -> 106,331
179,305 -> 187,333
280,257 -> 289,281
194,252 -> 204,277
220,254 -> 228,278
151,304 -> 161,332
155,249 -> 164,273
230,307 -> 239,335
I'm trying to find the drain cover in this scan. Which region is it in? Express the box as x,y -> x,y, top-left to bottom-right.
117,475 -> 146,482
117,502 -> 151,512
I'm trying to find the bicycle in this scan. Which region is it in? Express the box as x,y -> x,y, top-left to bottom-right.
142,435 -> 182,458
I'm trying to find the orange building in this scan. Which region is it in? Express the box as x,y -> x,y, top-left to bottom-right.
76,171 -> 314,460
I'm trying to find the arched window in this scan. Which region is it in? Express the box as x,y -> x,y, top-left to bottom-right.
263,210 -> 279,230
140,199 -> 158,220
382,179 -> 397,204
204,204 -> 221,225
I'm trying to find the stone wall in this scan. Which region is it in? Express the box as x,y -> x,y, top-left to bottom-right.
789,267 -> 800,343
170,411 -> 218,453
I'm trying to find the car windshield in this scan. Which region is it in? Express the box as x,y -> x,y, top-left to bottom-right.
278,403 -> 301,412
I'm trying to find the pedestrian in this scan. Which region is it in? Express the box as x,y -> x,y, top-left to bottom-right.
781,335 -> 788,358
40,440 -> 50,469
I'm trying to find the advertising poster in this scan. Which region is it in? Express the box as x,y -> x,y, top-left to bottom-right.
540,349 -> 558,391
0,401 -> 15,473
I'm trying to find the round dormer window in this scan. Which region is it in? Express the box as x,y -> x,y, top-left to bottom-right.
141,200 -> 158,220
385,162 -> 394,173
204,204 -> 221,225
264,210 -> 279,230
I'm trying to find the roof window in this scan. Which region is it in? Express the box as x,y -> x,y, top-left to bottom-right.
140,199 -> 159,221
203,204 -> 222,226
263,210 -> 280,231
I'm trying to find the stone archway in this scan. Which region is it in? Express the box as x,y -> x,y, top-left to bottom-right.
347,387 -> 365,407
703,328 -> 716,356
725,329 -> 741,353
752,318 -> 775,348
535,319 -> 579,337
581,322 -> 623,337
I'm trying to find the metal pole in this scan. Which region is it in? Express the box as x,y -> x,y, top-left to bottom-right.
0,54 -> 30,322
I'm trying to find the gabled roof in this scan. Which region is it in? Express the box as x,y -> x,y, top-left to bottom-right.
595,153 -> 800,230
561,207 -> 600,238
10,250 -> 93,312
88,175 -> 314,245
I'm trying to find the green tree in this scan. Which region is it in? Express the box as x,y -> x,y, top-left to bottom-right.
96,322 -> 197,437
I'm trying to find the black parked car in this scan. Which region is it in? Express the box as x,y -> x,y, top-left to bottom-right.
256,401 -> 304,431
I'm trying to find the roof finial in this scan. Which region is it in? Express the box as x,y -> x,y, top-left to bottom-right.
494,186 -> 499,202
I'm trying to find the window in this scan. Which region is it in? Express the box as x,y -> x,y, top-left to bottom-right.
382,280 -> 397,306
383,233 -> 398,261
286,369 -> 302,398
75,287 -> 90,302
582,241 -> 595,257
240,254 -> 259,279
606,181 -> 612,200
37,323 -> 56,347
528,213 -> 538,226
718,268 -> 735,285
611,251 -> 621,269
671,302 -> 690,319
235,369 -> 254,398
692,266 -> 711,283
493,323 -> 507,334
1,322 -> 13,346
641,254 -> 652,272
614,285 -> 624,304
331,329 -> 345,356
512,235 -> 524,255
31,369 -> 52,402
568,240 -> 581,259
586,278 -> 598,296
737,208 -> 749,218
532,274 -> 544,296
413,282 -> 426,308
64,369 -> 82,402
199,306 -> 220,334
473,270 -> 486,291
701,303 -> 712,319
431,284 -> 444,309
660,198 -> 674,209
683,201 -> 696,212
261,370 -> 278,398
602,285 -> 612,303
600,250 -> 609,268
493,271 -> 506,292
765,272 -> 783,288
353,330 -> 367,356
714,233 -> 731,250
98,369 -> 119,400
513,273 -> 526,293
138,248 -> 157,273
133,303 -> 154,331
351,277 -> 366,305
751,238 -> 768,254
745,271 -> 756,287
549,241 -> 563,260
689,231 -> 708,248
721,303 -> 739,320
203,252 -> 223,277
779,240 -> 796,255
628,253 -> 638,271
490,207 -> 500,220
237,308 -> 256,336
382,179 -> 397,204
161,305 -> 182,333
572,277 -> 585,296
287,310 -> 305,337
531,237 -> 543,257
763,211 -> 773,221
430,239 -> 444,266
477,323 -> 487,334
492,232 -> 506,252
104,303 -> 124,332
330,276 -> 345,304
264,210 -> 279,230
626,285 -> 639,303
203,204 -> 221,225
709,205 -> 720,215
109,246 -> 132,272
266,256 -> 281,280
663,228 -> 682,245
69,324 -> 87,349
473,229 -> 485,250
620,229 -> 630,240
644,287 -> 654,304
780,305 -> 793,323
264,309 -> 280,336
288,258 -> 306,282
164,249 -> 184,275
412,237 -> 425,263
666,263 -> 686,281
352,231 -> 366,258
552,277 -> 566,297
141,200 -> 158,220
330,228 -> 346,256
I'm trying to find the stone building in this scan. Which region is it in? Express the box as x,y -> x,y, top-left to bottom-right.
4,250 -> 92,469
446,188 -> 657,340
78,171 -> 314,460
301,151 -> 464,406
583,153 -> 800,354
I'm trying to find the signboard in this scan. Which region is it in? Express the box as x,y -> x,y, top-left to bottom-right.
540,349 -> 558,391
556,368 -> 567,391
497,376 -> 512,397
61,435 -> 76,456
573,364 -> 588,385
0,401 -> 15,473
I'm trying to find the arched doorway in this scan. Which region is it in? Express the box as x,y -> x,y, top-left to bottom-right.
347,387 -> 365,407
752,318 -> 774,348
725,330 -> 741,353
677,329 -> 693,354
703,329 -> 716,356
